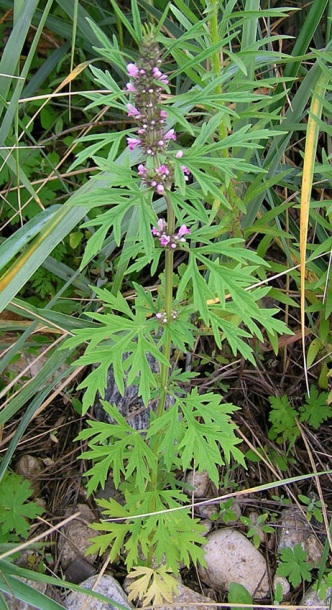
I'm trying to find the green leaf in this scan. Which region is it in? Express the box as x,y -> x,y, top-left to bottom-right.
146,404 -> 184,470
0,473 -> 43,538
268,395 -> 299,445
277,544 -> 313,587
77,409 -> 156,494
175,389 -> 244,485
228,582 -> 252,610
299,386 -> 331,428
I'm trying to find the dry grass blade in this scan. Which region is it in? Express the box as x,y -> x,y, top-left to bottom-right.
299,72 -> 329,394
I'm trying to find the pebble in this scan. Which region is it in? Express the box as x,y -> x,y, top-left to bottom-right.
198,528 -> 270,598
186,470 -> 210,497
156,583 -> 214,610
302,584 -> 332,608
57,504 -> 99,570
273,574 -> 291,598
15,454 -> 43,495
277,507 -> 323,566
64,574 -> 132,610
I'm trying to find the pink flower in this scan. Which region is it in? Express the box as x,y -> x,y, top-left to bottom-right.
127,63 -> 139,77
152,219 -> 166,235
127,137 -> 141,150
127,103 -> 140,117
177,225 -> 190,238
164,129 -> 176,141
176,150 -> 183,158
152,67 -> 163,78
156,164 -> 169,176
156,184 -> 164,194
137,164 -> 147,176
160,234 -> 171,246
160,110 -> 167,119
181,165 -> 190,180
126,83 -> 136,92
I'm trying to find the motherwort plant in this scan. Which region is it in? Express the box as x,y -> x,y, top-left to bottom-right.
65,27 -> 290,596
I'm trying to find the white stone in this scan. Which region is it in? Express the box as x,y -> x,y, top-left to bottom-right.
57,504 -> 99,569
64,574 -> 132,610
278,507 -> 323,566
156,583 -> 213,610
15,454 -> 43,495
186,470 -> 210,497
302,585 -> 332,608
273,574 -> 290,598
198,528 -> 269,598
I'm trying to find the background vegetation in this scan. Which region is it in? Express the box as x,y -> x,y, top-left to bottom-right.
0,0 -> 331,608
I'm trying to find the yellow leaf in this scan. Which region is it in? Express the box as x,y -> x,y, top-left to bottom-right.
126,565 -> 179,607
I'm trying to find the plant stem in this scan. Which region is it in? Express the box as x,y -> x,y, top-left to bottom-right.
155,194 -> 174,419
209,0 -> 227,145
147,195 -> 175,564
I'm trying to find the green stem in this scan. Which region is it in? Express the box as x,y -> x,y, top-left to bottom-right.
147,194 -> 174,565
154,192 -> 174,422
209,0 -> 227,145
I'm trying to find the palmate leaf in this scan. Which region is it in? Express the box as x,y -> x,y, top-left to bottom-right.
176,256 -> 215,323
299,386 -> 331,428
209,311 -> 254,362
127,565 -> 179,607
78,412 -> 156,493
123,489 -> 206,571
146,403 -> 184,470
80,444 -> 126,495
175,389 -> 244,484
0,473 -> 43,538
276,544 -> 313,587
268,395 -> 298,445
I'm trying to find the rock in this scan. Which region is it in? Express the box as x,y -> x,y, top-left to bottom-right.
302,584 -> 332,608
64,557 -> 96,584
57,504 -> 99,569
156,583 -> 214,610
198,528 -> 269,598
64,574 -> 132,610
277,507 -> 323,566
273,575 -> 290,598
93,352 -> 174,431
197,502 -> 219,520
96,475 -> 124,505
15,454 -> 43,496
200,519 -> 213,534
186,470 -> 210,497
